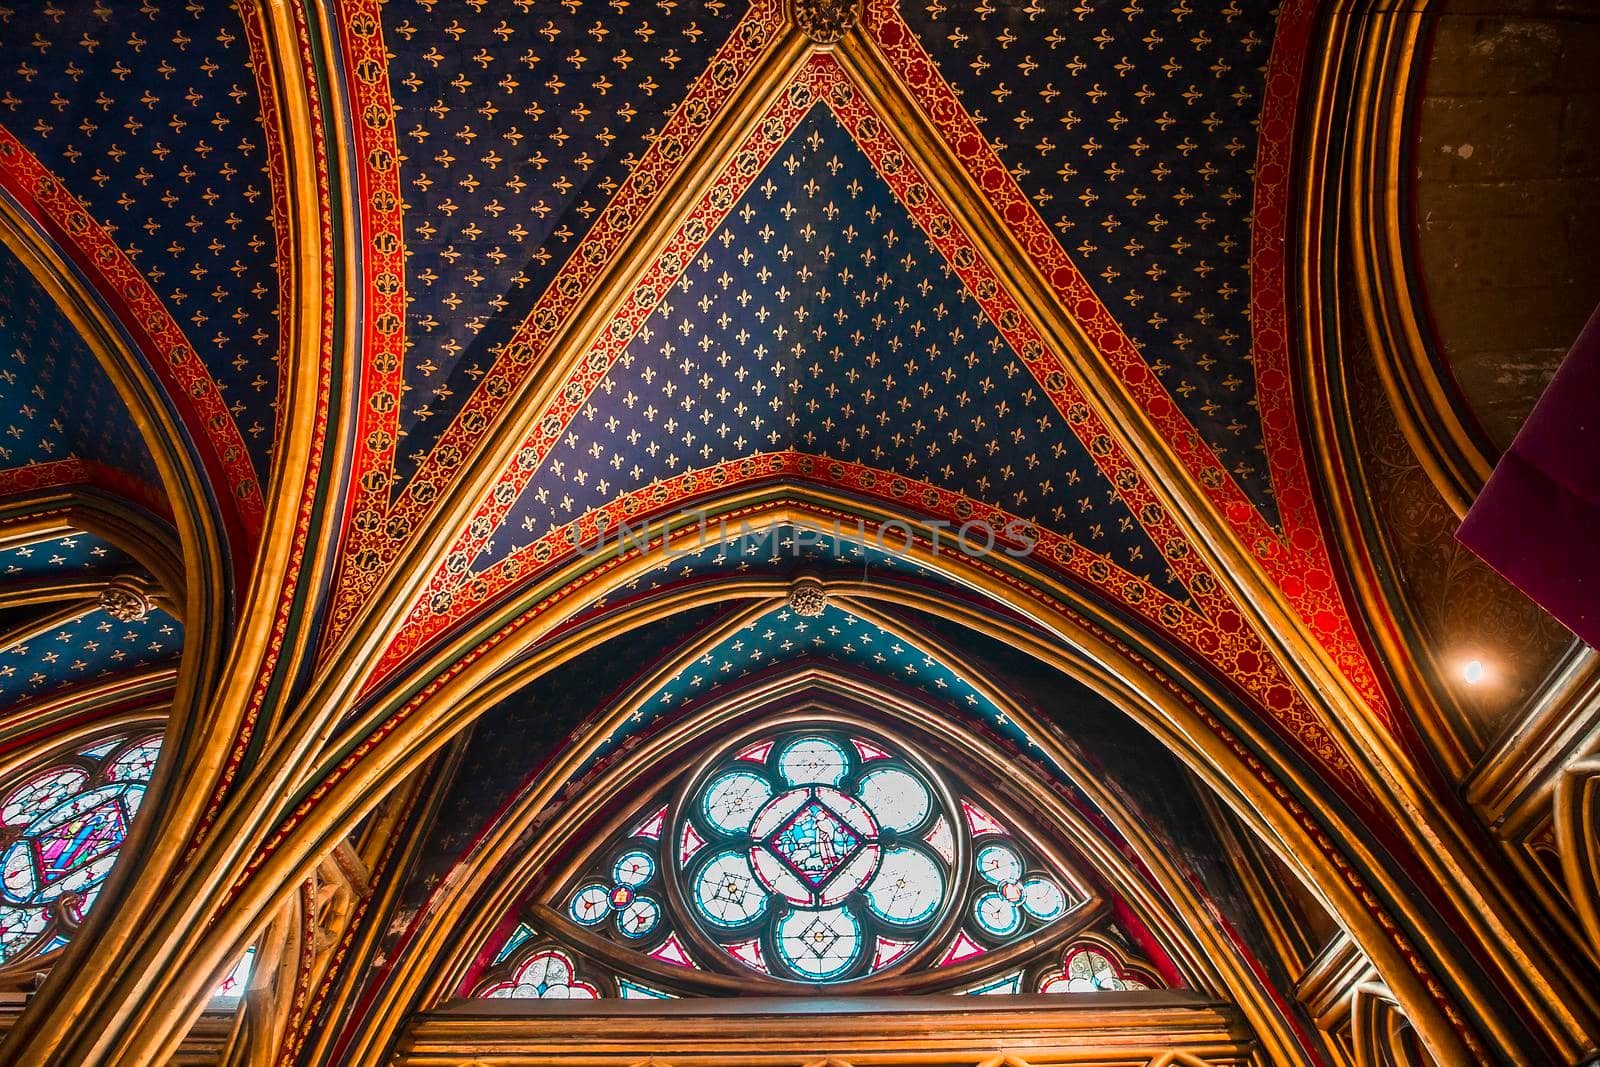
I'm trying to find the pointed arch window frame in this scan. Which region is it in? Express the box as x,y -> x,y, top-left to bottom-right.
0,718 -> 165,978
473,697 -> 1120,998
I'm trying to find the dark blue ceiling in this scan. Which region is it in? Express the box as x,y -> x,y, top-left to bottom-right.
473,105 -> 1187,603
0,0 -> 281,482
903,0 -> 1281,524
382,0 -> 750,483
0,241 -> 159,489
587,599 -> 1026,766
0,531 -> 131,582
0,601 -> 181,710
0,530 -> 182,711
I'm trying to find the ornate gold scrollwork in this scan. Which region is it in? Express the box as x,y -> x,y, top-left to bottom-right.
789,0 -> 860,44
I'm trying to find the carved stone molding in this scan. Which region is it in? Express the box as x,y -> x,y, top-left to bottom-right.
1350,984 -> 1436,1067
98,576 -> 153,623
786,576 -> 828,617
790,0 -> 860,44
398,995 -> 1253,1065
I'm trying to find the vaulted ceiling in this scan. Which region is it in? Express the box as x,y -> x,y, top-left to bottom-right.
0,1 -> 1593,1064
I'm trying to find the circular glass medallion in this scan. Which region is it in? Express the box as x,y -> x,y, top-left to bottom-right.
675,727 -> 958,984
613,850 -> 655,888
857,766 -> 931,833
569,883 -> 611,926
974,890 -> 1023,937
619,895 -> 661,938
777,736 -> 849,787
775,906 -> 861,980
692,850 -> 767,928
701,770 -> 772,835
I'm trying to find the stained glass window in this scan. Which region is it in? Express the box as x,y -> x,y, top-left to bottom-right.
1036,937 -> 1160,993
0,731 -> 161,967
676,728 -> 953,983
213,946 -> 256,1003
472,721 -> 1169,1000
483,946 -> 601,1000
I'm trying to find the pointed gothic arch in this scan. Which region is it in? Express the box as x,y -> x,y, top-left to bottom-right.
208,497 -> 1504,1067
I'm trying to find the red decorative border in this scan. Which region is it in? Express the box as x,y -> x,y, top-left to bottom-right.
0,459 -> 169,520
326,0 -> 788,639
859,0 -> 1391,725
386,453 -> 1358,791
0,129 -> 264,555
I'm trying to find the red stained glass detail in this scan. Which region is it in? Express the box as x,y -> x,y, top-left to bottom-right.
648,931 -> 696,969
871,937 -> 914,969
679,821 -> 706,865
735,740 -> 775,763
726,937 -> 769,973
632,804 -> 668,840
961,798 -> 1008,838
851,737 -> 891,762
938,929 -> 987,967
34,800 -> 125,882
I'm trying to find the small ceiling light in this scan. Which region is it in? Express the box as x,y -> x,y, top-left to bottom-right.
1462,659 -> 1485,685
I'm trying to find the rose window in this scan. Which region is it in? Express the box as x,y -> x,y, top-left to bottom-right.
675,729 -> 957,983
520,719 -> 1108,996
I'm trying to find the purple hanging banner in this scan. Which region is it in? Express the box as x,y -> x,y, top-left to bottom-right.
1458,304 -> 1600,649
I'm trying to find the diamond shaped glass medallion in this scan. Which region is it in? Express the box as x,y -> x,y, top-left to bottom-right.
770,800 -> 859,885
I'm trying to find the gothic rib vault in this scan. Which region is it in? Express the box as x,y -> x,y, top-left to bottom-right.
0,1 -> 1594,1066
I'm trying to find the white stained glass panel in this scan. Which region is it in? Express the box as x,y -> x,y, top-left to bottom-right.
778,736 -> 849,787
106,738 -> 161,783
612,850 -> 655,888
776,906 -> 861,979
864,846 -> 943,926
1,769 -> 87,830
976,844 -> 1023,886
1022,876 -> 1066,920
701,771 -> 773,835
974,890 -> 1022,937
0,905 -> 47,963
856,767 -> 930,833
569,884 -> 612,926
620,896 -> 661,938
693,851 -> 767,927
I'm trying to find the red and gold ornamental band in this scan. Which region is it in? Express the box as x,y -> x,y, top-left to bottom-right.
0,0 -> 1595,1064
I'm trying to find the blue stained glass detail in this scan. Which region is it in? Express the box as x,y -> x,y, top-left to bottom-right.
569,884 -> 611,927
692,851 -> 767,928
554,724 -> 1084,993
495,923 -> 536,964
1022,877 -> 1067,922
863,847 -> 943,926
618,978 -> 677,1000
775,906 -> 861,981
701,771 -> 772,835
619,896 -> 661,939
974,890 -> 1022,938
678,727 -> 956,984
964,971 -> 1024,996
0,733 -> 162,965
976,845 -> 1023,886
857,767 -> 931,833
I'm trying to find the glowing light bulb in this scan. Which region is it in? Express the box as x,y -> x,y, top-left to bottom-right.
1462,660 -> 1485,685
